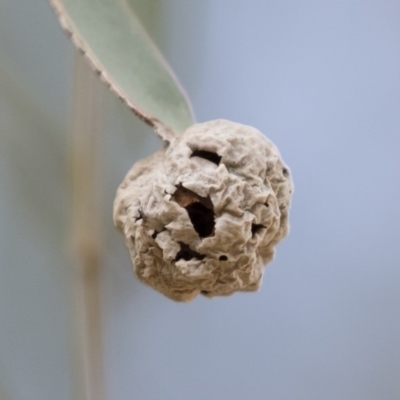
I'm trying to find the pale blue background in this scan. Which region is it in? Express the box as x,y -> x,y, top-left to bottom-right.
0,1 -> 399,399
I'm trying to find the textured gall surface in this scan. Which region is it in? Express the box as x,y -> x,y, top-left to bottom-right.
114,120 -> 293,301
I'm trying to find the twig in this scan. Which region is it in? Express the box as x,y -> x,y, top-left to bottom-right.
69,53 -> 105,400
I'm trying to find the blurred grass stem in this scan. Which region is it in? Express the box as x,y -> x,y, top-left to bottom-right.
69,54 -> 105,400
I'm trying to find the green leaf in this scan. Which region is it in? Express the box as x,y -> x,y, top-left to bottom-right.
48,0 -> 195,138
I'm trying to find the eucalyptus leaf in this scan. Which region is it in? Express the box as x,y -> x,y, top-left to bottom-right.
49,0 -> 195,138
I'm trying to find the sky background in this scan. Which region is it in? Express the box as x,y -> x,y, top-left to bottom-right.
0,1 -> 399,399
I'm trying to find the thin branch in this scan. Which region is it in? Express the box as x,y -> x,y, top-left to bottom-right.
69,53 -> 105,400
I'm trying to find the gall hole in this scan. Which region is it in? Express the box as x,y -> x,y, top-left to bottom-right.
172,185 -> 215,238
186,202 -> 215,238
135,209 -> 144,222
251,224 -> 265,236
191,149 -> 222,165
282,167 -> 289,177
175,242 -> 205,262
219,255 -> 228,261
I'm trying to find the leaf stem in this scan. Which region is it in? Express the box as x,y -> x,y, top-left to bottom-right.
69,53 -> 105,400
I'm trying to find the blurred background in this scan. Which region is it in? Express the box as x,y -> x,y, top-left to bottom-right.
0,1 -> 399,399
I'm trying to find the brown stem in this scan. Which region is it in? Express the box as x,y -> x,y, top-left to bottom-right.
69,53 -> 105,400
